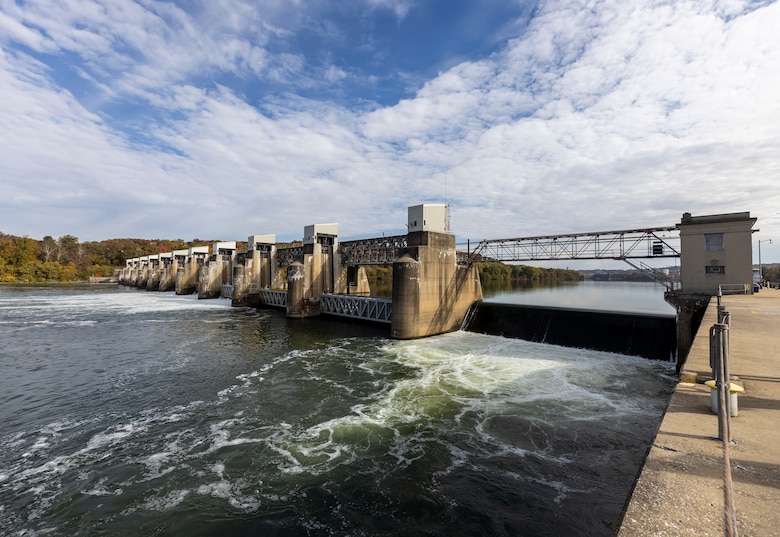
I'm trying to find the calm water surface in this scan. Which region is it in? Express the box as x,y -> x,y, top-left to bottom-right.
0,283 -> 675,536
483,280 -> 676,316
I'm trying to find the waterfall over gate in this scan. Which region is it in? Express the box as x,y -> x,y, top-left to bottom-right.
465,302 -> 677,361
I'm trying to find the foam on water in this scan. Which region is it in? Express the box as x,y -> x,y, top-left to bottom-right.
0,285 -> 675,536
0,289 -> 233,333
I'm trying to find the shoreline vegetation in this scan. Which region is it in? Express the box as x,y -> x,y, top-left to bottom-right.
0,233 -> 212,284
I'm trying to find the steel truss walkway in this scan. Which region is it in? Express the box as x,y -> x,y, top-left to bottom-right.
339,235 -> 408,266
462,226 -> 681,290
261,289 -> 287,307
277,246 -> 303,267
464,226 -> 680,262
320,294 -> 392,323
275,235 -> 408,267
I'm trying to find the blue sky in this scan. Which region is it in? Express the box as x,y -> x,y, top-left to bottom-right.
1,0 -> 779,262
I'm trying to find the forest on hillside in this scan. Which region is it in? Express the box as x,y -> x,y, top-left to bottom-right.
0,233 -> 211,283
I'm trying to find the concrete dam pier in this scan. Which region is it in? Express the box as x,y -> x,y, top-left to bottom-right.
120,204 -> 483,340
120,207 -> 760,363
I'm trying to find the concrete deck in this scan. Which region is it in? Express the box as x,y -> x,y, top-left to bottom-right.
619,289 -> 780,537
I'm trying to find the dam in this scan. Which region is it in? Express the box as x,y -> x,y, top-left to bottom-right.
119,205 -> 758,369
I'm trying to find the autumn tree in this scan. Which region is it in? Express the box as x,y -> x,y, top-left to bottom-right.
40,236 -> 58,262
73,243 -> 91,272
57,235 -> 79,263
0,236 -> 41,266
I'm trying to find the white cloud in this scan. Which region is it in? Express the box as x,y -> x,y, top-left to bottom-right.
0,9 -> 49,52
0,0 -> 779,261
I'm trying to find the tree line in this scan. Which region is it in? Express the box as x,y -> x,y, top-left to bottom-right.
474,262 -> 582,283
0,233 -> 210,283
362,262 -> 582,286
762,264 -> 780,284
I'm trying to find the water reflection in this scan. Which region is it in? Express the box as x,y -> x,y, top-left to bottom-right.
482,280 -> 675,316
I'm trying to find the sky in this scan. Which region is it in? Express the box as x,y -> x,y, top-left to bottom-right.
1,0 -> 779,262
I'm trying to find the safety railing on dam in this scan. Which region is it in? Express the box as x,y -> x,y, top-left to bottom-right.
261,289 -> 287,307
320,294 -> 392,324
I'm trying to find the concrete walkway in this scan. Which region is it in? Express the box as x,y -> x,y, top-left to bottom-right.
619,289 -> 780,537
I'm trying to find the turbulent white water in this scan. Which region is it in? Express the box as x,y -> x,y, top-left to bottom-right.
0,284 -> 675,536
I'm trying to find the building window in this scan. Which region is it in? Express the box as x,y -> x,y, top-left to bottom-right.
705,233 -> 724,251
705,265 -> 725,275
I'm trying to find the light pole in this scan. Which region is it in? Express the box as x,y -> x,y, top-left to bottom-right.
758,238 -> 772,286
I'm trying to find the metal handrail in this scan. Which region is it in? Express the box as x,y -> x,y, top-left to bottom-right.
320,294 -> 392,323
710,296 -> 738,536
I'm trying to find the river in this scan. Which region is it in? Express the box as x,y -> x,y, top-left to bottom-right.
0,282 -> 675,536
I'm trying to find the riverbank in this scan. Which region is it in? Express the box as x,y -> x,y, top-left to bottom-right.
0,279 -> 118,285
619,289 -> 780,536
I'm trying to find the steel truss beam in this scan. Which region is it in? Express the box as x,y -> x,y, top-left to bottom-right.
277,246 -> 303,267
338,235 -> 408,266
320,294 -> 392,323
465,227 -> 680,263
261,289 -> 287,307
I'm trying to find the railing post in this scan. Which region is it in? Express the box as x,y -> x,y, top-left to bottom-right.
709,324 -> 718,388
712,322 -> 730,442
711,310 -> 737,537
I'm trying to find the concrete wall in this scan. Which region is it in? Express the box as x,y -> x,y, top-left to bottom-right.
137,262 -> 149,288
175,259 -> 201,295
286,245 -> 334,318
198,260 -> 229,299
146,264 -> 161,290
231,264 -> 249,306
232,236 -> 277,307
159,258 -> 178,292
335,265 -> 371,296
254,250 -> 275,290
390,231 -> 483,339
678,212 -> 756,294
271,267 -> 288,290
